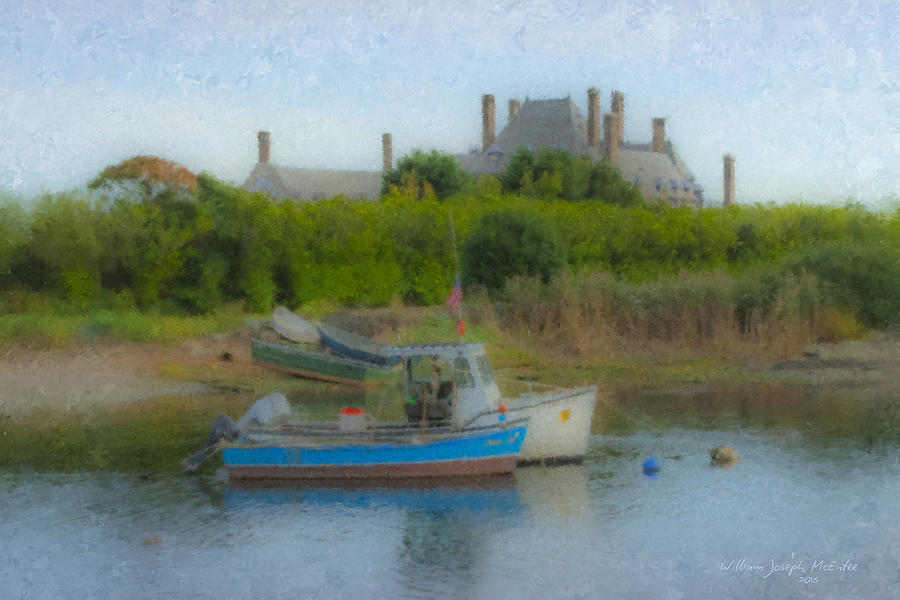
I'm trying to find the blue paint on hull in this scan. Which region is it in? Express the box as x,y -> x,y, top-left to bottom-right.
223,425 -> 526,469
316,324 -> 403,366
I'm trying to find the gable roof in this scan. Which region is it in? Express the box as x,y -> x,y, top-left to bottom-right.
618,142 -> 705,204
495,97 -> 590,156
453,94 -> 704,206
244,163 -> 382,201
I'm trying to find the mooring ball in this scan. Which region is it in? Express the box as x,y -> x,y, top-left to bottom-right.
710,445 -> 739,463
642,457 -> 661,471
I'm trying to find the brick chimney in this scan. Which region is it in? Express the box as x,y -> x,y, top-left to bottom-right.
723,154 -> 735,206
652,118 -> 666,153
604,113 -> 618,167
257,131 -> 270,163
587,87 -> 601,148
508,98 -> 520,122
482,94 -> 496,153
382,133 -> 392,172
611,91 -> 624,143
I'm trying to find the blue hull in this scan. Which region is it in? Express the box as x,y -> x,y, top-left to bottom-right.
316,323 -> 403,366
223,423 -> 527,480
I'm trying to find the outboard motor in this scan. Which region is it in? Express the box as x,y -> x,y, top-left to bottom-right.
181,414 -> 240,474
182,393 -> 292,474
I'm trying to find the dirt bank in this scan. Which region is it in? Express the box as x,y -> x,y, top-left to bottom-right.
767,331 -> 900,385
0,326 -> 265,420
3,316 -> 900,422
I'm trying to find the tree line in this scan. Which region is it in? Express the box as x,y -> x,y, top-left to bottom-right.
1,152 -> 899,334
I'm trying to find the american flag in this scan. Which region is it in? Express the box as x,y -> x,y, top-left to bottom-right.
446,280 -> 463,310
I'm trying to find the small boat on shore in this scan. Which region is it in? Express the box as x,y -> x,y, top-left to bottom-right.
251,338 -> 396,388
270,305 -> 320,344
253,309 -> 399,387
317,322 -> 402,367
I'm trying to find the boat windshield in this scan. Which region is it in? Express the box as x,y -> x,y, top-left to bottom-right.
408,356 -> 452,383
453,357 -> 475,388
474,354 -> 495,386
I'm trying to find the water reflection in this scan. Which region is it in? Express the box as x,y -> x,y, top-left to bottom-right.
5,379 -> 900,599
222,475 -> 527,599
396,509 -> 485,597
514,465 -> 591,524
599,381 -> 900,451
223,476 -> 522,515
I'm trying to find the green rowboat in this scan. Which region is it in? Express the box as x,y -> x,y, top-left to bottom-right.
251,338 -> 396,387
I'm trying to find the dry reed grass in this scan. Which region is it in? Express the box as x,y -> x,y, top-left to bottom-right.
465,270 -> 838,363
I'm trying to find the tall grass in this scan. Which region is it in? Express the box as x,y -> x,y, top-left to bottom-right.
466,268 -> 852,361
0,303 -> 250,347
0,393 -> 258,473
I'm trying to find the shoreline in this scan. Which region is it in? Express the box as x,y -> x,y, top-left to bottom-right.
3,325 -> 900,422
0,327 -> 263,421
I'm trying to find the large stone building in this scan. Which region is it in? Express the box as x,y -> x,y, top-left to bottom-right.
455,89 -> 705,207
244,88 -> 726,207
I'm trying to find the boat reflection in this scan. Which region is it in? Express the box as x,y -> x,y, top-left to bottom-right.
223,475 -> 523,515
515,464 -> 592,524
221,464 -> 593,527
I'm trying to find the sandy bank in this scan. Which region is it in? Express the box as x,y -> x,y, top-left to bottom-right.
3,322 -> 900,421
768,331 -> 900,385
0,327 -> 263,420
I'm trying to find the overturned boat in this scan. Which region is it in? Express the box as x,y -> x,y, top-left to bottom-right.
250,338 -> 396,388
252,309 -> 397,387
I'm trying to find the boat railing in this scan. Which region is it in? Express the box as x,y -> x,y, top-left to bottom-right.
495,375 -> 570,396
241,417 -> 529,445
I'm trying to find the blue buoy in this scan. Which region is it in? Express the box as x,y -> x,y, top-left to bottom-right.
642,457 -> 661,472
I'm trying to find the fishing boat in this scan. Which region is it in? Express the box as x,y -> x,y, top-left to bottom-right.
257,309 -> 597,464
223,418 -> 528,480
250,338 -> 396,387
395,342 -> 597,465
310,325 -> 597,464
185,392 -> 526,480
194,393 -> 527,480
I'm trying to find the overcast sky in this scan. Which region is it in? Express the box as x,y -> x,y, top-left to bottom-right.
1,0 -> 898,206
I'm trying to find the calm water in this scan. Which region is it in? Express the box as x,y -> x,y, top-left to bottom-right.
3,382 -> 899,599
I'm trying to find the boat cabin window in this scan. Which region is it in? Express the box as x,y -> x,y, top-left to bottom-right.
404,355 -> 455,425
408,356 -> 452,383
453,357 -> 475,388
475,354 -> 495,386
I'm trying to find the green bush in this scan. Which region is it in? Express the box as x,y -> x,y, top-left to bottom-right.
3,168 -> 900,334
461,208 -> 566,295
791,241 -> 900,328
382,150 -> 470,200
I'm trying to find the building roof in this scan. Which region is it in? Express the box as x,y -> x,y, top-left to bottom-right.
243,91 -> 706,206
244,162 -> 382,201
495,97 -> 590,156
618,142 -> 705,205
453,95 -> 705,206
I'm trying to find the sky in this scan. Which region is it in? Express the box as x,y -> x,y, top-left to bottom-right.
1,0 -> 898,207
